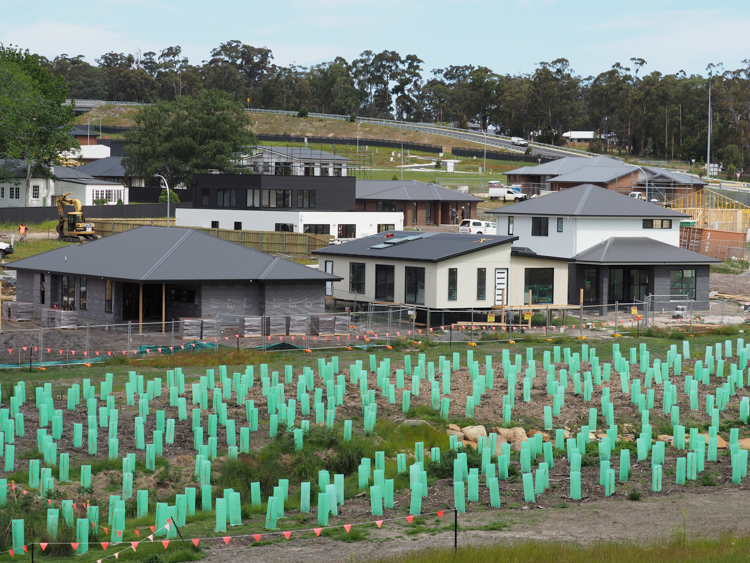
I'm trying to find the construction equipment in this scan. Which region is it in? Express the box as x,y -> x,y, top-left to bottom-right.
56,192 -> 100,242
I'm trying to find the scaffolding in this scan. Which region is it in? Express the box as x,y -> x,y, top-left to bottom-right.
669,188 -> 750,232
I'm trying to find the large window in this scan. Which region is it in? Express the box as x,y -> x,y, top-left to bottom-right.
320,163 -> 330,177
609,268 -> 624,302
275,223 -> 294,232
217,189 -> 236,207
524,268 -> 554,304
670,269 -> 696,299
350,263 -> 366,294
246,189 -> 261,208
477,268 -> 486,300
9,187 -> 19,199
377,201 -> 398,212
629,269 -> 649,301
39,273 -> 45,305
643,219 -> 672,229
62,276 -> 75,311
531,217 -> 549,236
79,277 -> 87,310
202,188 -> 210,206
105,280 -> 113,313
375,265 -> 395,301
508,216 -> 514,235
262,189 -> 292,208
297,190 -> 316,208
338,224 -> 356,238
378,224 -> 395,233
411,202 -> 418,224
304,224 -> 330,235
405,267 -> 425,304
448,268 -> 458,301
583,268 -> 598,304
425,202 -> 432,224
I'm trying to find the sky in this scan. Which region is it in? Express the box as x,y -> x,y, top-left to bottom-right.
1,0 -> 749,79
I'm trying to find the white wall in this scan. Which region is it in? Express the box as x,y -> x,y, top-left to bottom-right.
0,178 -> 55,207
508,255 -> 569,305
176,208 -> 403,238
499,215 -> 679,258
58,181 -> 129,206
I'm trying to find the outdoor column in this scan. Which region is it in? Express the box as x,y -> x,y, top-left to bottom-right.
139,283 -> 143,334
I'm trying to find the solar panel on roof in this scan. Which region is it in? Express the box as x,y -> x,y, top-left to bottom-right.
369,243 -> 391,249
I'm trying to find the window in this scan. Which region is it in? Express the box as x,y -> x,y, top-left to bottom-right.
338,224 -> 356,238
170,289 -> 196,303
334,163 -> 343,177
275,223 -> 294,232
583,268 -> 598,304
609,268 -> 624,302
274,163 -> 292,176
62,276 -> 75,311
405,267 -> 425,304
262,189 -> 292,208
9,187 -> 19,199
304,224 -> 330,235
557,218 -> 563,232
39,273 -> 45,305
350,262 -> 366,294
412,202 -> 418,224
377,201 -> 397,212
320,163 -> 330,177
531,217 -> 549,236
246,189 -> 260,208
79,277 -> 87,310
425,202 -> 432,224
0,187 -> 4,198
105,280 -> 113,313
234,222 -> 242,231
670,269 -> 696,299
629,269 -> 649,301
508,216 -> 514,235
377,224 -> 395,233
216,189 -> 236,207
304,163 -> 315,176
643,219 -> 672,229
524,268 -> 554,304
32,185 -> 39,199
297,190 -> 316,208
375,265 -> 395,301
448,268 -> 458,301
131,177 -> 145,187
211,221 -> 219,228
477,268 -> 486,300
202,189 -> 210,206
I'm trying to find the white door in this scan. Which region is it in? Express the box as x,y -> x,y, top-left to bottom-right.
495,268 -> 508,305
325,261 -> 333,296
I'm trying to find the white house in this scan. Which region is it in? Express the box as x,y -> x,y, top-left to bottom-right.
176,208 -> 403,239
239,146 -> 349,177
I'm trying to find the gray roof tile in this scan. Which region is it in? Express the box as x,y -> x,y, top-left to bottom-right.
356,180 -> 481,202
574,237 -> 719,264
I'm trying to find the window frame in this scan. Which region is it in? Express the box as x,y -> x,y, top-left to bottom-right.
246,189 -> 261,208
79,277 -> 87,310
349,262 -> 366,294
477,268 -> 486,301
670,269 -> 696,299
531,217 -> 549,237
557,218 -> 563,232
404,266 -> 426,305
303,224 -> 330,235
375,264 -> 395,302
62,275 -> 76,311
523,268 -> 554,304
338,224 -> 356,238
508,216 -> 514,235
105,280 -> 113,313
448,268 -> 458,301
297,190 -> 316,208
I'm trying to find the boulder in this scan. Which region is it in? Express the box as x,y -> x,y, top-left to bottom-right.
447,429 -> 465,441
461,425 -> 488,443
528,430 -> 550,442
563,430 -> 573,439
510,427 -> 528,443
738,438 -> 750,450
448,424 -> 461,432
461,440 -> 477,450
657,435 -> 673,444
494,434 -> 508,450
492,427 -> 515,441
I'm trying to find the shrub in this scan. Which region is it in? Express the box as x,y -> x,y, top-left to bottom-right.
628,488 -> 642,501
297,107 -> 309,118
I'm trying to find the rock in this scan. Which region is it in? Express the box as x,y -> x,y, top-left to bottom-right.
564,430 -> 573,439
528,430 -> 550,442
690,433 -> 728,449
596,433 -> 607,439
494,435 -> 508,450
510,440 -> 525,452
461,425 -> 487,443
447,430 -> 465,441
462,440 -> 477,450
738,438 -> 750,450
493,427 -> 515,441
510,427 -> 528,443
657,435 -> 673,443
622,435 -> 634,442
588,431 -> 597,441
448,424 -> 461,432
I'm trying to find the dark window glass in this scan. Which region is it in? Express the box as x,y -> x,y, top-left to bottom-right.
211,221 -> 219,228
557,218 -> 563,232
609,268 -> 624,301
350,262 -> 366,294
524,268 -> 554,304
531,217 -> 549,236
643,219 -> 653,229
425,202 -> 432,224
202,188 -> 209,206
405,267 -> 425,304
40,273 -> 45,305
234,222 -> 242,231
629,269 -> 649,301
448,268 -> 458,301
304,224 -> 330,235
412,202 -> 418,224
377,224 -> 395,233
670,269 -> 696,299
80,277 -> 87,310
477,268 -> 486,300
275,223 -> 294,232
508,216 -> 514,235
583,268 -> 598,304
297,190 -> 316,208
320,163 -> 330,177
338,224 -> 356,238
216,189 -> 236,207
105,280 -> 113,313
62,276 -> 75,311
375,265 -> 395,301
262,190 -> 292,208
377,201 -> 397,212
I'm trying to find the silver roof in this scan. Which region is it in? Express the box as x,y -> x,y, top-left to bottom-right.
487,184 -> 686,218
250,146 -> 350,162
77,157 -> 127,178
574,237 -> 719,264
356,180 -> 481,202
9,227 -> 340,283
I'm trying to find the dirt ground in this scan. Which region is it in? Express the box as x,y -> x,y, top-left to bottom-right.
711,272 -> 750,299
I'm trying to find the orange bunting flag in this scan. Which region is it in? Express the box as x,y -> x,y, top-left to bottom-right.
101,542 -> 109,550
162,541 -> 169,549
9,549 -> 13,557
7,349 -> 11,354
71,543 -> 79,551
117,530 -> 122,538
253,534 -> 261,542
375,520 -> 383,528
96,351 -> 100,356
192,539 -> 200,547
22,347 -> 26,351
150,526 -> 155,533
314,528 -> 322,537
103,528 -> 108,534
22,546 -> 27,553
283,531 -> 291,540
73,503 -> 77,510
223,536 -> 231,545
83,351 -> 87,356
406,516 -> 414,524
47,348 -> 51,353
22,490 -> 27,495
48,499 -> 52,506
71,351 -> 75,355
40,543 -> 48,551
134,529 -> 140,537
437,511 -> 444,519
131,542 -> 139,551
344,525 -> 351,533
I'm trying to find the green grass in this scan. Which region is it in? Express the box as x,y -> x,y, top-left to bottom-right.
368,535 -> 750,563
2,237 -> 73,263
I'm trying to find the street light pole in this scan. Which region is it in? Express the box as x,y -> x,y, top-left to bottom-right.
154,174 -> 170,227
400,142 -> 404,181
483,128 -> 487,175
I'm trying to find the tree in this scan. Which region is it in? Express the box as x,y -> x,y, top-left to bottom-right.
123,89 -> 256,190
0,47 -> 79,205
158,188 -> 180,203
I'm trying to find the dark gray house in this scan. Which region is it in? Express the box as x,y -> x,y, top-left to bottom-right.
9,227 -> 339,325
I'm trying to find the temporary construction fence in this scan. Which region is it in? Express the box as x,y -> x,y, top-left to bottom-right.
95,220 -> 330,257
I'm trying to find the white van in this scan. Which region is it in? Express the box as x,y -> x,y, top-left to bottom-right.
511,137 -> 529,147
459,220 -> 497,235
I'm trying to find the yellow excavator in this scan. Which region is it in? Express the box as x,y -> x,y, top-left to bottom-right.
56,192 -> 100,242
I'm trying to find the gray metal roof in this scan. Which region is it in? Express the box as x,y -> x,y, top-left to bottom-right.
55,166 -> 122,186
314,230 -> 517,262
77,157 -> 127,178
487,184 -> 686,218
644,166 -> 706,186
9,227 -> 341,283
574,237 -> 719,265
252,146 -> 350,162
505,155 -> 605,177
356,180 -> 481,202
551,165 -> 637,184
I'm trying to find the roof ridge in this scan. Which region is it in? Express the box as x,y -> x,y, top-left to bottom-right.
256,256 -> 280,280
574,185 -> 592,215
141,229 -> 193,280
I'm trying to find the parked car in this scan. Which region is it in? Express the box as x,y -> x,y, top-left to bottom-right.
511,137 -> 529,147
489,186 -> 529,202
459,220 -> 497,235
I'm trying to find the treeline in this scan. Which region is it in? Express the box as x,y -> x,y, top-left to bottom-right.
39,42 -> 750,165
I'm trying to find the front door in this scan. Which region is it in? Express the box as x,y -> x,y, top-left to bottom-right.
494,268 -> 508,305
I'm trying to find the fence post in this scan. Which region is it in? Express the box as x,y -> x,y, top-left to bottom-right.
615,302 -> 618,334
545,305 -> 549,339
470,308 -> 474,344
388,308 -> 392,346
426,307 -> 431,342
39,327 -> 43,365
86,323 -> 89,359
171,320 -> 175,356
128,321 -> 131,358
